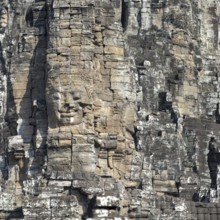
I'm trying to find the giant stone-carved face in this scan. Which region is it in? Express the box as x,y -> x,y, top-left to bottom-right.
0,7 -> 7,31
59,90 -> 83,126
46,82 -> 91,128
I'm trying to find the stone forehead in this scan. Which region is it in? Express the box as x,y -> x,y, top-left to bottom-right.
58,86 -> 91,104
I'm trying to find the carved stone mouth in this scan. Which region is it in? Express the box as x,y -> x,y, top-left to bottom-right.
60,112 -> 79,117
59,104 -> 81,113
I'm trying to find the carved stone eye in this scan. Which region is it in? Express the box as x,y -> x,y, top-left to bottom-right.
73,91 -> 81,100
52,92 -> 60,100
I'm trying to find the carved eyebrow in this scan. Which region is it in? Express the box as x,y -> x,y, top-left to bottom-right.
72,91 -> 81,99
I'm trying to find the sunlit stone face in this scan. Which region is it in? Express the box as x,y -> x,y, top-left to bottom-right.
58,90 -> 83,126
0,7 -> 7,30
46,81 -> 91,128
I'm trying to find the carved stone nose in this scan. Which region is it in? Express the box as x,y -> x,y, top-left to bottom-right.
69,103 -> 76,108
64,93 -> 72,103
64,103 -> 70,108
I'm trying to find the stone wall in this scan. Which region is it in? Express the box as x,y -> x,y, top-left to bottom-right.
0,0 -> 219,219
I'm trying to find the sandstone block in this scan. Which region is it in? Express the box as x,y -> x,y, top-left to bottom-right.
50,196 -> 78,207
70,46 -> 81,54
48,180 -> 72,187
104,46 -> 124,56
80,51 -> 94,61
96,195 -> 120,207
59,29 -> 71,38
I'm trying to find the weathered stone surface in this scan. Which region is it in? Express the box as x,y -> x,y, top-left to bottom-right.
0,0 -> 220,219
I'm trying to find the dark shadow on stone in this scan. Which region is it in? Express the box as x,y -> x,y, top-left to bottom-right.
192,192 -> 199,202
200,190 -> 210,203
192,165 -> 198,173
6,207 -> 24,219
175,181 -> 180,196
25,7 -> 34,27
87,196 -> 96,218
158,92 -> 172,112
215,103 -> 220,123
121,0 -> 129,31
71,188 -> 93,219
207,137 -> 219,190
3,38 -> 18,137
0,14 -> 20,182
16,1 -> 48,192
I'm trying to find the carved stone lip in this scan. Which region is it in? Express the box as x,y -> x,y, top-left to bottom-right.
60,112 -> 79,117
59,105 -> 82,113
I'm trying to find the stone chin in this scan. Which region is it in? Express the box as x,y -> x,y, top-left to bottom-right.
48,106 -> 83,127
58,105 -> 83,126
